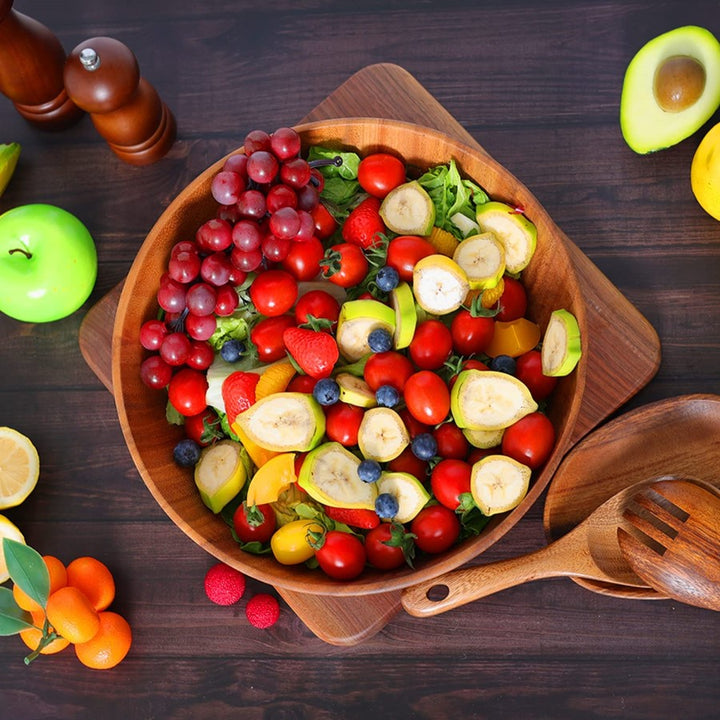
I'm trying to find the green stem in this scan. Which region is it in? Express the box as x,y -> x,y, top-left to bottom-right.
8,247 -> 32,259
23,630 -> 60,665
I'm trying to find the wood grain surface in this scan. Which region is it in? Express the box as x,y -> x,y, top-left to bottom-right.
2,1 -> 720,718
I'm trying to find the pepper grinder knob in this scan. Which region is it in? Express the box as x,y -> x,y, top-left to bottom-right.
64,36 -> 176,166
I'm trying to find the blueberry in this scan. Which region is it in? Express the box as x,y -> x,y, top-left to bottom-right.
312,377 -> 340,406
220,339 -> 246,363
173,438 -> 201,467
357,459 -> 382,483
375,492 -> 399,519
375,383 -> 400,408
490,354 -> 517,375
375,265 -> 400,292
411,432 -> 438,461
368,327 -> 393,353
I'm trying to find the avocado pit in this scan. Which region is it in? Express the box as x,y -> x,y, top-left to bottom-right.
654,55 -> 706,112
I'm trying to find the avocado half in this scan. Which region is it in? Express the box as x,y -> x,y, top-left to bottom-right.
620,26 -> 720,154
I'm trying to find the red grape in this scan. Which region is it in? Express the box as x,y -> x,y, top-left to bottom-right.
211,170 -> 245,205
215,284 -> 240,316
266,184 -> 297,212
186,283 -> 217,316
160,332 -> 191,366
196,218 -> 233,252
185,312 -> 217,341
140,319 -> 168,351
223,153 -> 248,177
186,340 -> 215,370
244,129 -> 271,153
246,151 -> 279,184
269,206 -> 300,240
270,127 -> 301,159
237,189 -> 266,219
200,252 -> 233,286
168,250 -> 201,284
140,354 -> 173,389
157,279 -> 187,313
280,158 -> 311,188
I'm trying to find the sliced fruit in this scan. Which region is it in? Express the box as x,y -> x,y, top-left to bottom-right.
452,232 -> 505,290
254,359 -> 296,400
388,281 -> 417,349
379,181 -> 435,235
463,427 -> 505,449
234,392 -> 325,452
335,298 -> 395,362
427,226 -> 460,257
336,372 -> 377,408
246,452 -> 296,505
691,120 -> 720,220
541,309 -> 582,377
0,426 -> 40,509
0,143 -> 20,197
194,440 -> 247,513
450,369 -> 538,431
297,442 -> 377,509
470,454 -> 531,516
450,211 -> 480,238
376,471 -> 430,523
412,254 -> 470,315
0,514 -> 25,583
357,407 -> 410,462
475,201 -> 537,273
232,422 -> 280,468
485,317 -> 541,358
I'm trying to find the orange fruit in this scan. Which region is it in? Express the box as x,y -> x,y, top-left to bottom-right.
13,555 -> 67,612
74,611 -> 132,670
19,609 -> 70,655
45,586 -> 100,644
66,556 -> 115,612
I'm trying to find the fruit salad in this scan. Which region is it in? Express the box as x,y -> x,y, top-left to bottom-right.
138,126 -> 582,580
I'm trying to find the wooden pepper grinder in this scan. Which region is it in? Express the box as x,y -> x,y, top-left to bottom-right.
63,37 -> 176,166
0,0 -> 83,128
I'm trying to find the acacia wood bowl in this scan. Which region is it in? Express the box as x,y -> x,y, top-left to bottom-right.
112,118 -> 586,595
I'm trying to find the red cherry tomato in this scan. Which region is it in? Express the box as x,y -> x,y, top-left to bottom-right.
450,310 -> 495,356
249,269 -> 298,316
286,374 -> 318,393
430,458 -> 472,510
315,531 -> 367,580
411,505 -> 461,554
311,203 -> 338,240
357,153 -> 406,198
515,350 -> 558,401
408,319 -> 453,370
404,370 -> 450,425
433,422 -> 469,460
385,235 -> 436,282
364,351 -> 415,392
294,289 -> 340,328
398,407 -> 432,439
281,236 -> 324,281
386,447 -> 428,482
365,522 -> 411,570
184,407 -> 219,446
325,401 -> 364,447
501,412 -> 556,469
321,243 -> 369,288
250,314 -> 296,362
232,502 -> 277,544
167,368 -> 208,417
495,276 -> 527,321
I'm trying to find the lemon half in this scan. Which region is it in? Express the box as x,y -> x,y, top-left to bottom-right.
0,427 -> 40,510
0,514 -> 26,583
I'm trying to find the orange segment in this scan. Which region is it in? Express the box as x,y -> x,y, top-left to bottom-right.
255,359 -> 296,400
74,611 -> 132,670
46,586 -> 100,644
66,556 -> 116,612
13,555 -> 67,612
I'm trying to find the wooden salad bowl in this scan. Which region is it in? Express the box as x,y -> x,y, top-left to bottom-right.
112,117 -> 590,596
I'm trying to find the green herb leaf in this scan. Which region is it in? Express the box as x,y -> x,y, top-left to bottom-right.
3,539 -> 49,611
0,587 -> 35,636
308,147 -> 360,179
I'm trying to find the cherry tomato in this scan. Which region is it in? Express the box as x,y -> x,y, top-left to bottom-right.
321,243 -> 368,288
315,530 -> 367,580
250,315 -> 296,362
270,519 -> 323,565
430,458 -> 472,510
184,407 -> 219,446
364,351 -> 415,392
249,269 -> 298,316
232,502 -> 277,544
167,368 -> 208,417
450,310 -> 495,356
516,350 -> 558,401
311,203 -> 338,240
357,153 -> 406,198
294,289 -> 340,328
495,276 -> 527,321
385,235 -> 435,282
404,371 -> 450,425
280,236 -> 324,281
398,407 -> 432,439
408,319 -> 453,370
387,447 -> 428,482
501,412 -> 556,469
286,374 -> 318,393
448,358 -> 490,388
411,505 -> 461,554
433,422 -> 469,460
365,523 -> 411,570
468,447 -> 496,464
325,401 -> 364,446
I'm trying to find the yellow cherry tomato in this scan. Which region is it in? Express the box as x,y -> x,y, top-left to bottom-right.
270,519 -> 323,565
485,317 -> 541,358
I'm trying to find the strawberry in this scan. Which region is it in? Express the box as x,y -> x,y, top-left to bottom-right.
324,506 -> 380,530
222,371 -> 260,425
342,196 -> 385,249
283,327 -> 339,379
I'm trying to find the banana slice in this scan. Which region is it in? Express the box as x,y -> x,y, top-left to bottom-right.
234,392 -> 325,452
475,201 -> 537,273
462,427 -> 505,449
541,309 -> 582,377
388,281 -> 417,349
194,440 -> 247,513
470,454 -> 531,516
376,471 -> 430,523
452,232 -> 506,290
412,254 -> 470,315
335,299 -> 396,362
379,181 -> 435,235
357,407 -> 409,462
297,442 -> 377,509
450,369 -> 538,431
336,372 -> 377,408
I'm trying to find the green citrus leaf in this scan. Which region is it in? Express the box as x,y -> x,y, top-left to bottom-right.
2,538 -> 49,610
0,587 -> 35,635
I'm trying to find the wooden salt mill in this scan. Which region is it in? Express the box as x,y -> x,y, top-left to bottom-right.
0,0 -> 83,128
63,37 -> 176,166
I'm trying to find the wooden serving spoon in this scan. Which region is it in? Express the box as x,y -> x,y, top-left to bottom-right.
401,480 -> 660,618
617,479 -> 720,611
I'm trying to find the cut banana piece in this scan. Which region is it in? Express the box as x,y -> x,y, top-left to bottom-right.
335,299 -> 396,362
357,407 -> 409,462
389,281 -> 417,349
297,442 -> 377,510
541,309 -> 582,377
412,254 -> 470,315
336,372 -> 377,408
475,201 -> 537,273
376,471 -> 430,523
452,232 -> 506,290
450,369 -> 538,431
470,454 -> 531,516
379,181 -> 435,235
194,440 -> 247,513
462,427 -> 505,449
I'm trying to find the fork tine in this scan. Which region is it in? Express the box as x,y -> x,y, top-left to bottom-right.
629,488 -> 688,533
623,505 -> 673,549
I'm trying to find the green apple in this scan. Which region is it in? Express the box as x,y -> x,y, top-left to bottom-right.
0,143 -> 20,197
0,204 -> 97,323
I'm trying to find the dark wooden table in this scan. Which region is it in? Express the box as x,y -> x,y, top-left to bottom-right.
2,1 -> 719,717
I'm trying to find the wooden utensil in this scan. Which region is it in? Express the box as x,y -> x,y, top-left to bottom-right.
617,479 -> 720,611
402,481 -> 658,618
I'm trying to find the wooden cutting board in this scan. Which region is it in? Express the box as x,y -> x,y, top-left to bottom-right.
78,63 -> 661,645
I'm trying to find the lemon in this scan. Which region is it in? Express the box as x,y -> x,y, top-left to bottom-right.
0,514 -> 26,583
691,121 -> 720,220
246,452 -> 296,506
0,427 -> 40,509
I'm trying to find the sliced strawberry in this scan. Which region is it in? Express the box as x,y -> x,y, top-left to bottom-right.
222,371 -> 260,425
324,506 -> 380,529
283,327 -> 339,379
342,196 -> 385,249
